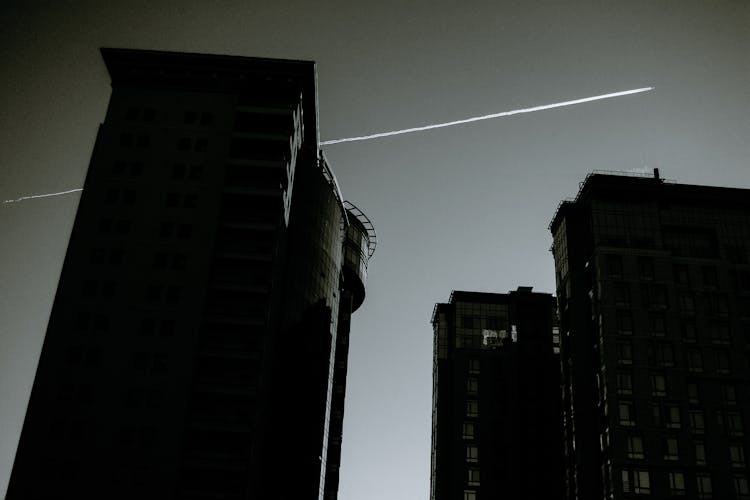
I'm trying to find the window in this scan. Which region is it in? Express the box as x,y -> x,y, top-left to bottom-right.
675,265 -> 690,286
710,323 -> 730,344
649,314 -> 666,337
638,257 -> 655,280
666,406 -> 681,429
462,422 -> 475,440
619,402 -> 635,427
184,111 -> 197,124
696,473 -> 712,498
645,284 -> 667,309
715,350 -> 731,374
658,344 -> 674,366
727,411 -> 744,436
621,469 -> 650,494
466,445 -> 479,463
669,472 -> 686,496
607,255 -> 623,277
626,435 -> 644,459
194,138 -> 208,152
651,374 -> 667,397
682,322 -> 697,342
735,476 -> 750,499
617,343 -> 633,365
689,410 -> 705,433
617,312 -> 633,335
687,349 -> 703,373
695,441 -> 706,465
664,437 -> 679,461
688,383 -> 700,404
199,112 -> 213,126
730,444 -> 746,468
614,284 -> 631,306
172,164 -> 187,179
617,372 -> 632,395
178,137 -> 191,150
468,358 -> 480,374
679,294 -> 696,314
466,400 -> 479,417
467,468 -> 480,486
721,384 -> 737,405
189,164 -> 204,180
702,266 -> 718,288
143,108 -> 156,121
466,378 -> 478,395
652,404 -> 662,426
463,491 -> 477,500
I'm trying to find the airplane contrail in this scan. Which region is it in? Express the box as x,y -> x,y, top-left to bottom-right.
320,87 -> 654,145
2,188 -> 83,204
3,87 -> 654,204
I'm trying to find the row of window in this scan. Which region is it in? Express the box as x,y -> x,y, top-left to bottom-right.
618,402 -> 744,436
613,312 -> 736,345
623,433 -> 746,467
611,283 -> 730,316
620,468 -> 749,498
123,107 -> 215,127
616,342 -> 734,374
616,374 -> 737,405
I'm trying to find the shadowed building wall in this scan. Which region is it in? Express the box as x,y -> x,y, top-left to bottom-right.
430,288 -> 564,500
8,48 -> 374,500
550,171 -> 750,500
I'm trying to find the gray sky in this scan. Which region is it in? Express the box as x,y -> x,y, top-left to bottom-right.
1,1 -> 748,498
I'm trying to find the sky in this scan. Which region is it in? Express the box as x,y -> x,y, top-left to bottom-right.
1,1 -> 748,498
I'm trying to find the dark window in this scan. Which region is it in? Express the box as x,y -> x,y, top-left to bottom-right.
184,111 -> 197,125
159,222 -> 175,237
98,218 -> 113,233
702,266 -> 718,288
183,194 -> 197,208
199,112 -> 213,126
160,319 -> 175,336
140,318 -> 155,336
617,342 -> 633,365
688,349 -> 704,373
715,350 -> 731,374
194,138 -> 208,152
614,283 -> 631,306
177,224 -> 193,239
178,137 -> 192,151
120,133 -> 133,147
122,190 -> 136,206
142,108 -> 156,122
189,165 -> 204,180
166,192 -> 180,208
129,161 -> 143,177
112,161 -> 127,175
153,253 -> 168,268
126,107 -> 139,120
649,314 -> 666,337
606,255 -> 623,277
105,188 -> 119,204
136,135 -> 150,148
617,312 -> 633,335
638,257 -> 655,280
115,220 -> 131,234
172,164 -> 186,179
682,321 -> 697,342
93,314 -> 109,332
675,265 -> 690,286
679,294 -> 695,314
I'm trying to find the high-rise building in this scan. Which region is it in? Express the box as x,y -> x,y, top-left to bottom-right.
550,170 -> 750,500
8,48 -> 375,500
430,288 -> 564,500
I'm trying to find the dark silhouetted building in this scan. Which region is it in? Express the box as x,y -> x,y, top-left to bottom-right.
430,288 -> 564,500
550,170 -> 750,500
8,48 -> 375,500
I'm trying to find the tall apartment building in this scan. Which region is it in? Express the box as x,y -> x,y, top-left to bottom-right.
430,288 -> 564,500
8,48 -> 375,500
550,171 -> 750,500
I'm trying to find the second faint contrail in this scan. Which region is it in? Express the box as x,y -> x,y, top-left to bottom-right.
2,188 -> 83,204
320,87 -> 654,145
